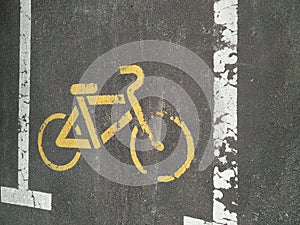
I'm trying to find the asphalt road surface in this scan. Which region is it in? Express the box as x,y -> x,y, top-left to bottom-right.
0,0 -> 299,225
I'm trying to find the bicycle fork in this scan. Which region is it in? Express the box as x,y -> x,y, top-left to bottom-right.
120,65 -> 164,151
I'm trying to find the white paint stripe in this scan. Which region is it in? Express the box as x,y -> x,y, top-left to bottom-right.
184,216 -> 213,225
1,0 -> 52,210
213,0 -> 238,224
185,0 -> 238,224
1,187 -> 52,210
18,0 -> 32,190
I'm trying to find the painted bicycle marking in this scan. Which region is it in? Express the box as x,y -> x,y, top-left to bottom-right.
38,65 -> 195,183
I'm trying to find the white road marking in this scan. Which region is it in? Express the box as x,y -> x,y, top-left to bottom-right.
185,0 -> 238,224
0,0 -> 52,210
0,0 -> 238,216
184,216 -> 213,225
213,0 -> 238,223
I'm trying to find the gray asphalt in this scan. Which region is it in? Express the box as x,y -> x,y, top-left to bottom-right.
0,0 -> 299,225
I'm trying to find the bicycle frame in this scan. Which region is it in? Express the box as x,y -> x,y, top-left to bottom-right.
56,65 -> 164,151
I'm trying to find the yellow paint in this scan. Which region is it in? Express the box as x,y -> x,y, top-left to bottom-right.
87,94 -> 125,105
75,125 -> 81,136
157,176 -> 175,182
38,64 -> 195,180
77,96 -> 101,149
130,126 -> 147,174
156,111 -> 164,117
120,65 -> 164,151
70,83 -> 98,95
56,106 -> 91,149
172,118 -> 194,179
129,110 -> 194,183
101,111 -> 132,144
38,113 -> 81,171
156,112 -> 195,183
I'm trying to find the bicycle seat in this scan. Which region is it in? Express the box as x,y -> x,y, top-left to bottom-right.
70,83 -> 98,95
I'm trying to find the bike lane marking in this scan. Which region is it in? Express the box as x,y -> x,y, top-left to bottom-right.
0,0 -> 239,221
0,0 -> 52,210
185,0 -> 238,224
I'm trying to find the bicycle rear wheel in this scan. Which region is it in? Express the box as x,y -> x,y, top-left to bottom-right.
130,111 -> 195,183
37,113 -> 81,171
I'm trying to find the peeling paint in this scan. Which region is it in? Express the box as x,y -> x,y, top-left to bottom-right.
213,190 -> 237,224
213,0 -> 238,224
184,0 -> 238,224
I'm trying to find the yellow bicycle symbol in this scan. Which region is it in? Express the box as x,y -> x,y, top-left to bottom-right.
38,65 -> 194,182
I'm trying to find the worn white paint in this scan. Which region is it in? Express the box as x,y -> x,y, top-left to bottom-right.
184,216 -> 213,225
213,190 -> 237,224
0,0 -> 237,216
0,0 -> 52,210
213,0 -> 238,224
1,187 -> 52,210
214,167 -> 238,190
185,0 -> 238,224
